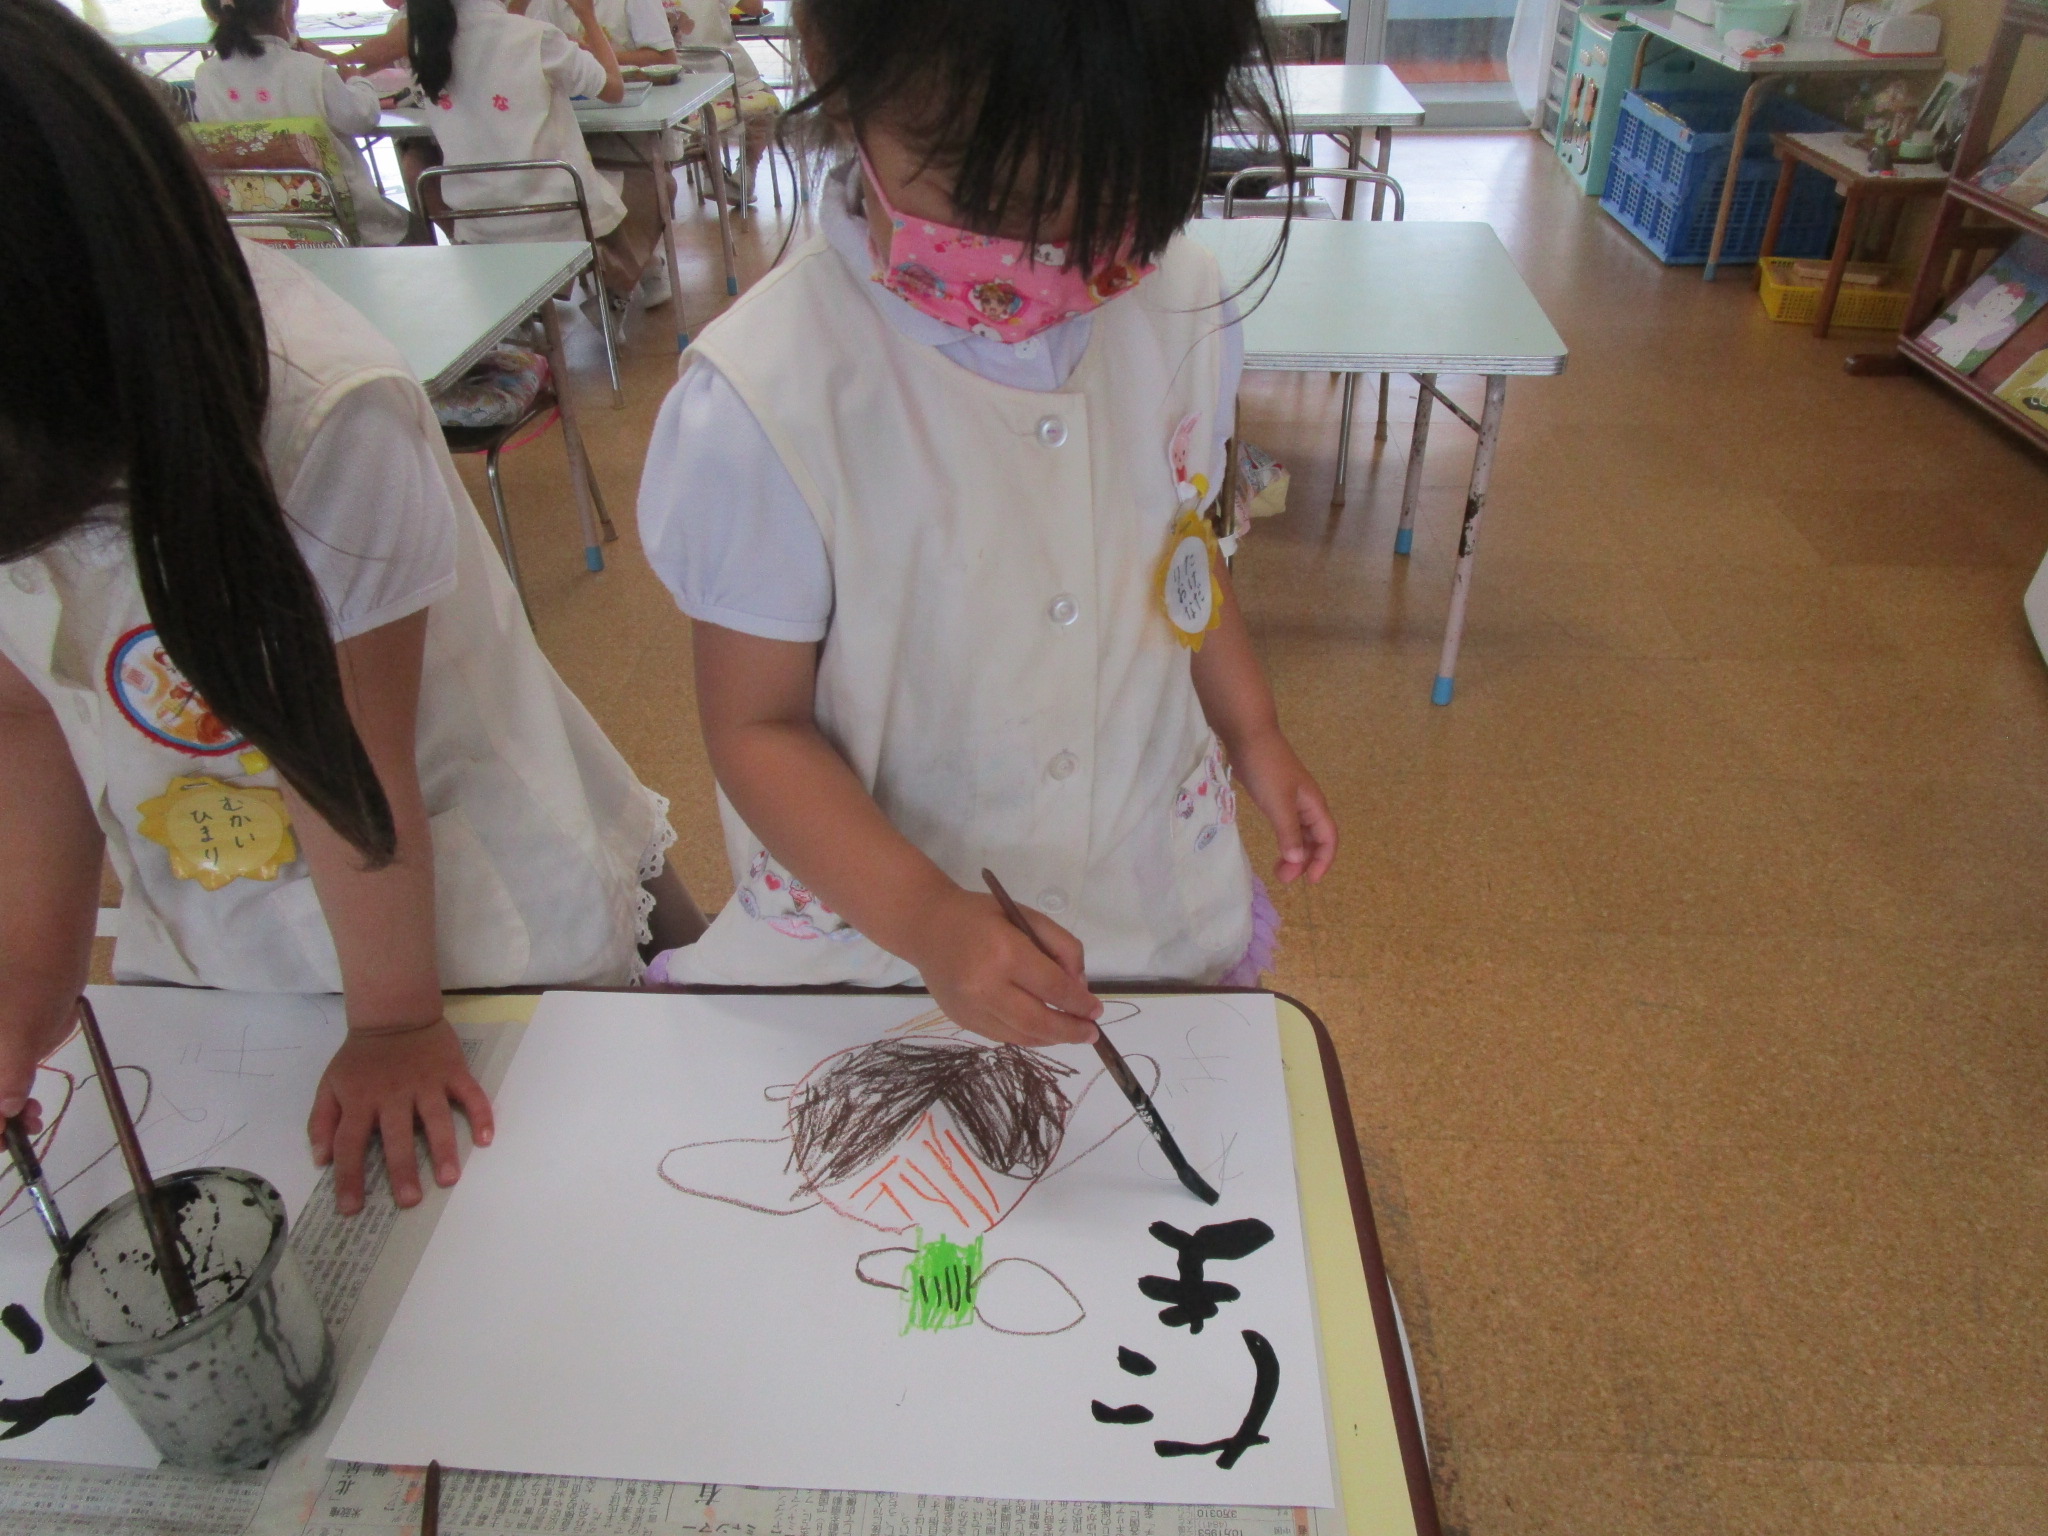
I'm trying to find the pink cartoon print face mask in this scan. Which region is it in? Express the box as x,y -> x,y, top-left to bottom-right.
856,146 -> 1153,342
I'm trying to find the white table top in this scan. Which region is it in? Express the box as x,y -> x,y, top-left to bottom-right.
1623,6 -> 1944,73
1264,0 -> 1346,21
1276,64 -> 1425,129
283,241 -> 589,394
379,71 -> 732,138
111,10 -> 390,49
732,1 -> 793,41
1784,130 -> 1950,181
1188,218 -> 1567,375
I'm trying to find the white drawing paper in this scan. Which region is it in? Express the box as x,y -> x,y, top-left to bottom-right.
331,990 -> 1336,1508
0,986 -> 343,1468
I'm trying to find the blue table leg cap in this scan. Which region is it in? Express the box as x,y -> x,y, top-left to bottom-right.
1430,675 -> 1454,706
727,276 -> 739,296
1394,527 -> 1414,556
585,547 -> 605,573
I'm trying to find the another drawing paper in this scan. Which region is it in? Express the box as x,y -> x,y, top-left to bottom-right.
0,986 -> 343,1467
332,991 -> 1338,1508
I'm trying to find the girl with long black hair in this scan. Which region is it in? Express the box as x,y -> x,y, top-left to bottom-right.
637,0 -> 1334,1042
0,0 -> 699,1216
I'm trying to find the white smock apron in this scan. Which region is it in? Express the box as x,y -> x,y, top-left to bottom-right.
667,231 -> 1254,987
0,243 -> 671,992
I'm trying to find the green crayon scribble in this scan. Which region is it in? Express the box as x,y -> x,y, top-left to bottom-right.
902,1230 -> 984,1333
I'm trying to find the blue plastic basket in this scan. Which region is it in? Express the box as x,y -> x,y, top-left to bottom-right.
1599,90 -> 1843,265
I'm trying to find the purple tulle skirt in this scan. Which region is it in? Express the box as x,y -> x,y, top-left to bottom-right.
1217,876 -> 1281,988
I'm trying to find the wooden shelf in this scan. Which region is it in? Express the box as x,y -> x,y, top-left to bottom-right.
1947,177 -> 2048,241
1898,335 -> 2048,450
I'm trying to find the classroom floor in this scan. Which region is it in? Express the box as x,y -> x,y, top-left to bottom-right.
102,130 -> 2048,1532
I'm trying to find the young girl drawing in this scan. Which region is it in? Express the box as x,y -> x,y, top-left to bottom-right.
0,0 -> 699,1216
638,0 -> 1335,1045
407,0 -> 669,304
193,0 -> 419,244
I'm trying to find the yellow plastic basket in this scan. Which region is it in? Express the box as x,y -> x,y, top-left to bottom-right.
1757,258 -> 1911,331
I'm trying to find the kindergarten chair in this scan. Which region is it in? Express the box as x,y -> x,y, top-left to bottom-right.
1223,166 -> 1407,507
413,160 -> 625,407
187,116 -> 361,245
434,343 -> 615,612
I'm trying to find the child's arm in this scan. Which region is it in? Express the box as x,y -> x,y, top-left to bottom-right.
285,611 -> 494,1217
0,653 -> 103,1132
694,622 -> 1102,1046
1190,565 -> 1338,885
564,0 -> 627,101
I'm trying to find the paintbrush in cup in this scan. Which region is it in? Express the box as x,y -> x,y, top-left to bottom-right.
980,870 -> 1220,1205
4,1115 -> 70,1255
75,997 -> 201,1322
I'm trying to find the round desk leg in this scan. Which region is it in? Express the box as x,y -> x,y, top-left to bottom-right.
1815,187 -> 1862,340
1704,77 -> 1776,282
1432,376 -> 1507,707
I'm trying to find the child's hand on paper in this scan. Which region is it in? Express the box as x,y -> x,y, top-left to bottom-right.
905,890 -> 1102,1049
309,1018 -> 494,1216
1230,731 -> 1338,886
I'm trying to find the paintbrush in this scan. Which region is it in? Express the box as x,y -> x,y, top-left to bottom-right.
75,997 -> 201,1322
981,871 -> 1220,1205
421,1459 -> 442,1536
3,1115 -> 70,1256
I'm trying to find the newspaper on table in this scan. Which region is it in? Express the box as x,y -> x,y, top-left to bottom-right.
0,1016 -> 1351,1536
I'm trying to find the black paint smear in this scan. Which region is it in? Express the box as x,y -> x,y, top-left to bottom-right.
1117,1346 -> 1157,1376
1153,1330 -> 1279,1470
1092,1401 -> 1155,1425
0,1365 -> 105,1440
1139,1218 -> 1274,1333
1,1304 -> 42,1355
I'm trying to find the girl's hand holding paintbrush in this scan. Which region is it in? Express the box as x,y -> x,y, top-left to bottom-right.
693,625 -> 1102,1048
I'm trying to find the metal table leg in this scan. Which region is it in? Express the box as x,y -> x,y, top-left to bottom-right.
1431,376 -> 1506,706
539,300 -> 617,573
647,128 -> 687,353
701,103 -> 741,298
1373,126 -> 1393,442
1395,371 -> 1435,557
1704,76 -> 1775,282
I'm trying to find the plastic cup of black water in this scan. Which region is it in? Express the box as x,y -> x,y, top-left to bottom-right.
44,1168 -> 335,1472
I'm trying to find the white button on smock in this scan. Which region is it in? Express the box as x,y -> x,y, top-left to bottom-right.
1048,751 -> 1078,781
1036,415 -> 1068,447
1037,888 -> 1069,914
1048,594 -> 1079,626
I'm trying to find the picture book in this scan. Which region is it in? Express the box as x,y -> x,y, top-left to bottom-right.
1994,350 -> 2048,424
1975,306 -> 2048,392
1973,97 -> 2048,206
1917,237 -> 2048,373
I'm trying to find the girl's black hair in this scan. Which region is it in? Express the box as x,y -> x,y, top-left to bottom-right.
787,0 -> 1291,276
201,0 -> 290,60
408,0 -> 459,103
0,0 -> 397,865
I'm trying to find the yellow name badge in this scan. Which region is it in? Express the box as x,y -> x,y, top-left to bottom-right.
137,757 -> 297,891
1156,508 -> 1224,651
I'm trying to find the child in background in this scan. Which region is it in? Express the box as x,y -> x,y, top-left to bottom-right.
0,0 -> 701,1217
194,0 -> 418,243
408,0 -> 669,306
638,0 -> 1335,1045
663,0 -> 778,204
523,0 -> 676,66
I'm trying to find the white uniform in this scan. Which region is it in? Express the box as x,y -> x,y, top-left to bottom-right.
193,35 -> 413,246
526,0 -> 672,55
662,232 -> 1253,987
427,0 -> 628,243
0,242 -> 672,993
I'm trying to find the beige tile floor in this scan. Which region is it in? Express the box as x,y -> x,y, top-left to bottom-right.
110,132 -> 2048,1532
